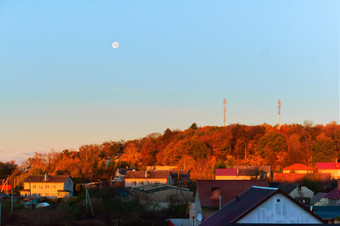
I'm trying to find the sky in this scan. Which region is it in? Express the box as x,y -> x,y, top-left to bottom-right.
0,1 -> 339,163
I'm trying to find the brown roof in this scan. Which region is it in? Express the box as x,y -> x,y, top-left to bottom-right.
125,170 -> 171,179
200,186 -> 324,226
24,175 -> 70,183
196,180 -> 268,207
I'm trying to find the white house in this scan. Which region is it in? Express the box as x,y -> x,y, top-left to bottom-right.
199,186 -> 324,225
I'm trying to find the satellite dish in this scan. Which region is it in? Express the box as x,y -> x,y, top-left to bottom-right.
197,213 -> 203,222
112,41 -> 119,49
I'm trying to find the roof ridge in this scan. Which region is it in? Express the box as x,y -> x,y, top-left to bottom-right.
252,186 -> 278,190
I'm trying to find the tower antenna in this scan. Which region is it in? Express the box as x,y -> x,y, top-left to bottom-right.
223,98 -> 227,127
277,99 -> 281,132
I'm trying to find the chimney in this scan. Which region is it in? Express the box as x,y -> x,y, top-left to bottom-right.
44,173 -> 49,181
236,196 -> 239,201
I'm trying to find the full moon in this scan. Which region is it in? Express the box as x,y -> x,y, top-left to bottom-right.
112,41 -> 119,49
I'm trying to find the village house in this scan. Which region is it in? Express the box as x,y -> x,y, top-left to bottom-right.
19,173 -> 73,198
200,186 -> 324,225
215,166 -> 271,180
124,170 -> 173,188
317,162 -> 340,179
114,167 -> 136,182
146,165 -> 178,171
282,163 -> 314,174
132,183 -> 193,211
271,183 -> 314,208
194,180 -> 268,221
233,165 -> 271,179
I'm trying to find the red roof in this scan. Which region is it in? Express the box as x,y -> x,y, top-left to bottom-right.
317,162 -> 340,170
196,180 -> 268,207
283,164 -> 313,171
215,168 -> 238,176
200,186 -> 324,225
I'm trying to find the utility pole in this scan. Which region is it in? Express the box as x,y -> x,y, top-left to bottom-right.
223,98 -> 227,127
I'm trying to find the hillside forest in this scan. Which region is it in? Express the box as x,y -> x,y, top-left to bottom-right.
3,121 -> 340,188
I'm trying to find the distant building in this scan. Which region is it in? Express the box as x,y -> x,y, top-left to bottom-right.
19,173 -> 73,198
170,170 -> 190,188
114,167 -> 136,182
215,166 -> 271,180
124,170 -> 173,187
194,180 -> 268,222
317,162 -> 340,179
200,186 -> 324,225
146,165 -> 178,171
132,183 -> 193,211
282,164 -> 313,174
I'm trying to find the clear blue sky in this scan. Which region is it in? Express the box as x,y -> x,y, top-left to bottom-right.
0,1 -> 339,162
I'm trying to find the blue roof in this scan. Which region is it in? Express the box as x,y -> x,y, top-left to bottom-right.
313,206 -> 340,219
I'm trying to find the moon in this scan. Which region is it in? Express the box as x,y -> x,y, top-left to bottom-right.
112,41 -> 119,49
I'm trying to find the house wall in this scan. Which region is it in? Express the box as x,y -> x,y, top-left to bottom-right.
237,193 -> 322,224
215,176 -> 251,180
23,182 -> 64,198
22,177 -> 73,198
289,186 -> 314,199
125,178 -> 168,187
318,169 -> 340,179
314,197 -> 340,206
283,170 -> 313,174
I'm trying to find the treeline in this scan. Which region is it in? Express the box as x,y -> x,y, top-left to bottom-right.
3,120 -> 340,187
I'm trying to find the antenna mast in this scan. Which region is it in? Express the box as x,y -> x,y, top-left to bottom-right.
223,98 -> 227,127
277,99 -> 281,132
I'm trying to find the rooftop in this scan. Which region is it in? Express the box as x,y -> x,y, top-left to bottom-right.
283,163 -> 313,171
196,180 -> 268,207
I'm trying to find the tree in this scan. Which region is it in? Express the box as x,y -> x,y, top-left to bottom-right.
312,138 -> 337,164
189,123 -> 198,130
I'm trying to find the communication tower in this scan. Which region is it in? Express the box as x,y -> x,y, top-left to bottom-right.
277,99 -> 281,132
223,98 -> 227,127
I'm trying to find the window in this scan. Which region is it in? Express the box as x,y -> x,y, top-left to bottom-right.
33,185 -> 36,188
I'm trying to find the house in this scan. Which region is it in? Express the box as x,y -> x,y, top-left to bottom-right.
146,165 -> 178,171
317,162 -> 340,179
124,170 -> 173,187
271,183 -> 314,208
194,180 -> 268,221
215,166 -> 271,180
282,163 -> 313,174
316,180 -> 340,206
311,192 -> 327,206
132,183 -> 193,211
170,170 -> 190,188
233,165 -> 271,179
114,167 -> 136,182
200,186 -> 324,225
19,173 -> 73,198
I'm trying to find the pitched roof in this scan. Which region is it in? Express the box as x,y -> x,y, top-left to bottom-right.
324,187 -> 340,200
196,180 -> 268,207
215,168 -> 237,176
317,162 -> 340,170
311,192 -> 327,205
125,170 -> 171,179
283,163 -> 313,171
200,186 -> 324,226
24,175 -> 70,183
